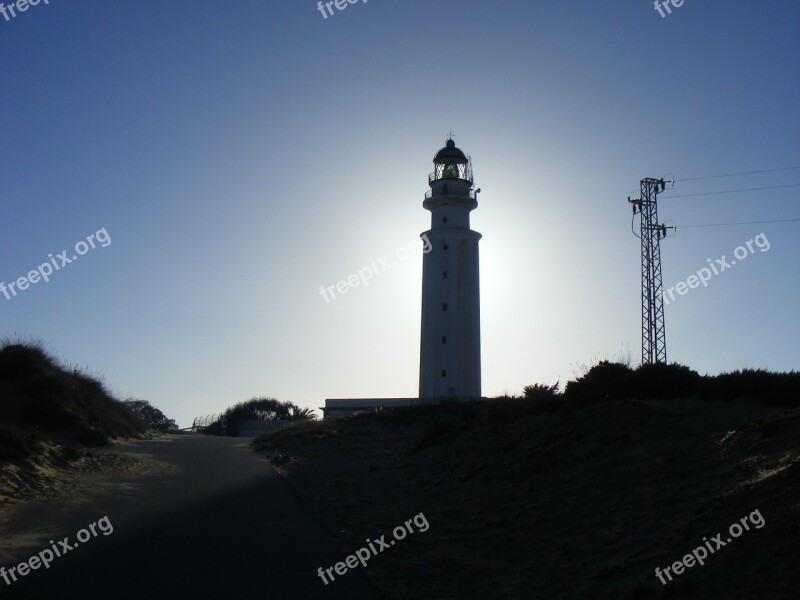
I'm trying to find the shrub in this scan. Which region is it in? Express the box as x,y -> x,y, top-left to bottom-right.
124,399 -> 179,432
701,369 -> 800,405
523,382 -> 561,401
0,342 -> 54,382
563,361 -> 633,404
214,397 -> 316,436
620,363 -> 702,400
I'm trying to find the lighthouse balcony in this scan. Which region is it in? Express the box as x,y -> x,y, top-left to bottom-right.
425,187 -> 478,200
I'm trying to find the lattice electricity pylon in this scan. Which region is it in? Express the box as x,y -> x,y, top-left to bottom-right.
628,178 -> 672,365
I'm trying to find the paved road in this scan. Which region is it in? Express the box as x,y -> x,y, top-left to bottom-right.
6,435 -> 380,599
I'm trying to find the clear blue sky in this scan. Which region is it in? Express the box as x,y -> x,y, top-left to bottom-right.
2,1 -> 798,426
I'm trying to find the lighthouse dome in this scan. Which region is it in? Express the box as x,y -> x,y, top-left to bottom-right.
433,139 -> 468,164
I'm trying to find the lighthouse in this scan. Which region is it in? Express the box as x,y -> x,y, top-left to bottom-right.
419,138 -> 482,401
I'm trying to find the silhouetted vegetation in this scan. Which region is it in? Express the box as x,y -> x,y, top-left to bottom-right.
523,382 -> 560,401
618,363 -> 702,400
206,397 -> 317,436
0,342 -> 145,457
700,369 -> 800,405
563,360 -> 633,404
527,361 -> 800,407
0,341 -> 54,381
124,399 -> 179,432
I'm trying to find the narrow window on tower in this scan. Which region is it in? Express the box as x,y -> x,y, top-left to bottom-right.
442,303 -> 448,311
443,243 -> 449,251
441,369 -> 447,378
442,271 -> 448,279
442,216 -> 448,224
441,336 -> 447,344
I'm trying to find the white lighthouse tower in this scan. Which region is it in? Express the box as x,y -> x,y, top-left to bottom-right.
419,138 -> 482,401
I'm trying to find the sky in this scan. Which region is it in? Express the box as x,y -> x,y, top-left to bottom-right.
1,0 -> 798,427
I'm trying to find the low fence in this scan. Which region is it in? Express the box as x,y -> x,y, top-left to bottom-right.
189,415 -> 291,437
190,413 -> 221,432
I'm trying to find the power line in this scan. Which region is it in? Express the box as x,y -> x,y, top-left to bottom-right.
661,183 -> 800,199
677,217 -> 800,229
677,166 -> 800,182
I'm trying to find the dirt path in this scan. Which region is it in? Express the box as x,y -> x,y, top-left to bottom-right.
0,434 -> 379,599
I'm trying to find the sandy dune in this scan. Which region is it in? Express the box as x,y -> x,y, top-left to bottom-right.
255,397 -> 799,599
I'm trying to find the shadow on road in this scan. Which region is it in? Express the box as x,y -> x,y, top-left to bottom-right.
11,469 -> 381,599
